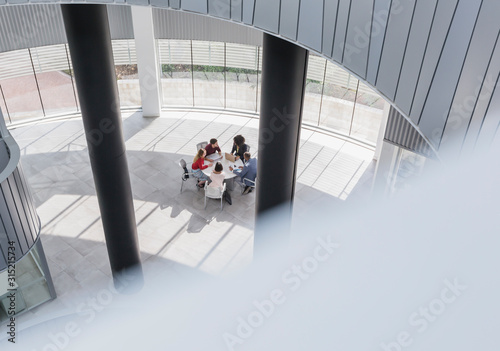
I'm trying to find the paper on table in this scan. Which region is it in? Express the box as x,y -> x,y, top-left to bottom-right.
206,153 -> 222,161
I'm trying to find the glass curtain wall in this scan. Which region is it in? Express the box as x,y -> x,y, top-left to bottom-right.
192,41 -> 225,108
112,39 -> 140,108
159,40 -> 194,107
0,39 -> 385,145
30,45 -> 79,117
303,55 -> 326,125
0,49 -> 45,122
0,84 -> 10,123
158,40 -> 262,112
157,40 -> 384,145
226,43 -> 261,112
0,40 -> 139,124
351,81 -> 386,142
320,60 -> 360,135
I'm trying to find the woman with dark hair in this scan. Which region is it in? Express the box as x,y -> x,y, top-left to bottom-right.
208,162 -> 225,190
230,134 -> 248,160
192,148 -> 213,187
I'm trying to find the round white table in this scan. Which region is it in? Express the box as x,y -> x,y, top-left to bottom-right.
202,153 -> 244,190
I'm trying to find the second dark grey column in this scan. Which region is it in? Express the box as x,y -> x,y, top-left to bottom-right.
255,34 -> 308,252
61,4 -> 143,290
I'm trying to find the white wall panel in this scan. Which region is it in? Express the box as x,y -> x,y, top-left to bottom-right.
462,37 -> 500,153
0,4 -> 64,52
394,0 -> 437,115
183,0 -> 208,14
108,5 -> 134,39
365,0 -> 391,84
150,0 -> 170,6
231,0 -> 243,22
332,0 -> 351,63
153,8 -> 262,46
297,0 -> 324,52
322,0 -> 339,57
475,76 -> 500,151
441,1 -> 500,154
242,0 -> 255,25
376,0 -> 416,100
410,0 -> 458,123
126,0 -> 148,5
209,0 -> 230,19
279,0 -> 300,40
418,0 -> 482,147
343,0 -> 373,79
253,0 -> 280,33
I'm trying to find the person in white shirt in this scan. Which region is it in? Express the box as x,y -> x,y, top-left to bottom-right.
209,162 -> 225,190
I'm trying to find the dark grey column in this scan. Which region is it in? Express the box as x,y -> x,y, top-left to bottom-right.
61,4 -> 143,291
255,34 -> 308,251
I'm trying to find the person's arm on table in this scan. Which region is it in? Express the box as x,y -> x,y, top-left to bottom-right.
195,158 -> 211,170
229,166 -> 241,174
238,165 -> 249,179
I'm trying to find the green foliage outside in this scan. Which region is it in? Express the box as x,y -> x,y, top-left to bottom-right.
161,64 -> 259,77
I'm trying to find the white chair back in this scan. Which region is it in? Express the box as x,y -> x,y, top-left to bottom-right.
196,141 -> 208,151
205,183 -> 225,199
204,183 -> 226,210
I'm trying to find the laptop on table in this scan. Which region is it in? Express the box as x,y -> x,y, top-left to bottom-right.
225,153 -> 237,162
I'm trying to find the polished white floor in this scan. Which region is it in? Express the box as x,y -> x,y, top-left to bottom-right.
4,109 -> 375,330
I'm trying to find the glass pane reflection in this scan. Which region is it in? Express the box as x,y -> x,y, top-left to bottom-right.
0,49 -> 44,122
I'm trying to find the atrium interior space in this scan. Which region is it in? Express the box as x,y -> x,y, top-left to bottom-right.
0,1 -> 499,349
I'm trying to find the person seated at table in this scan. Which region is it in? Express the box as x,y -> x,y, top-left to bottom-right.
208,162 -> 225,191
229,152 -> 257,194
230,135 -> 248,161
205,138 -> 222,157
192,148 -> 213,187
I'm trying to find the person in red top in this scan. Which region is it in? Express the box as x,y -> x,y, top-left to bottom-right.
192,148 -> 213,187
205,138 -> 222,156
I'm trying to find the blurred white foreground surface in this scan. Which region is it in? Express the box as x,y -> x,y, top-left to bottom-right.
1,147 -> 499,351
